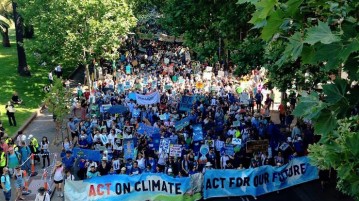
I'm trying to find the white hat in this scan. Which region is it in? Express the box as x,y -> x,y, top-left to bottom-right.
28,135 -> 34,140
102,157 -> 108,161
297,137 -> 302,141
287,137 -> 292,142
168,168 -> 173,173
205,162 -> 212,167
21,135 -> 27,142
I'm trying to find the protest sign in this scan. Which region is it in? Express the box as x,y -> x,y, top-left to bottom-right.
231,138 -> 242,145
124,81 -> 131,90
73,148 -> 101,162
217,70 -> 224,77
117,84 -> 124,93
151,81 -> 157,89
174,116 -> 191,131
123,138 -> 135,160
125,65 -> 131,74
196,82 -> 204,89
193,124 -> 204,142
137,123 -> 160,137
205,66 -> 213,72
159,114 -> 167,120
136,91 -> 160,105
169,144 -> 182,157
151,134 -> 161,151
224,144 -> 235,156
64,173 -> 199,201
164,84 -> 172,90
246,140 -> 269,153
203,72 -> 212,80
179,96 -> 194,112
102,104 -> 112,112
232,121 -> 240,127
203,156 -> 319,198
159,138 -> 171,154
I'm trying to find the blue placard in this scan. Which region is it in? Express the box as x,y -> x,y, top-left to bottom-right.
192,124 -> 204,142
123,138 -> 135,160
174,116 -> 191,131
179,96 -> 194,111
137,123 -> 160,137
128,92 -> 137,100
72,148 -> 102,162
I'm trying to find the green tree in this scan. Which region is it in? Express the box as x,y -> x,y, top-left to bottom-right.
160,0 -> 254,63
17,0 -> 136,76
45,77 -> 71,143
238,0 -> 359,198
0,0 -> 12,47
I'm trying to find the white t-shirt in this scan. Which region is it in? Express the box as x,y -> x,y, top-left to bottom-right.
35,193 -> 50,201
220,155 -> 229,169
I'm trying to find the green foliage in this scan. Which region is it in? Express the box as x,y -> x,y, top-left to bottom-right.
242,0 -> 359,197
308,116 -> 359,199
45,77 -> 71,124
17,0 -> 137,73
160,0 -> 254,60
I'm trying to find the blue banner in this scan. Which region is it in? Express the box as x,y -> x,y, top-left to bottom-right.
128,92 -> 137,100
192,124 -> 204,142
65,173 -> 201,201
137,123 -> 160,137
174,116 -> 191,131
203,156 -> 319,199
179,96 -> 194,111
123,138 -> 135,160
72,148 -> 102,162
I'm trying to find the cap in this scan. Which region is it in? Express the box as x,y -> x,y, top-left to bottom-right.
121,167 -> 126,171
205,162 -> 212,167
66,150 -> 72,154
102,157 -> 108,161
28,134 -> 34,139
168,168 -> 173,173
287,137 -> 292,142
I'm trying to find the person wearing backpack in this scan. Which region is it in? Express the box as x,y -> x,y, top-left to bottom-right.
6,147 -> 20,175
1,167 -> 11,201
19,141 -> 31,172
13,166 -> 25,200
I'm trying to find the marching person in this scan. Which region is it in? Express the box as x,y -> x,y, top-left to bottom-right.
52,161 -> 64,197
34,187 -> 50,201
1,167 -> 11,201
13,166 -> 25,200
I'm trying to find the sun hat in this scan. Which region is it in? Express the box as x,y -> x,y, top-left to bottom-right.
205,162 -> 212,167
56,161 -> 63,167
28,134 -> 34,139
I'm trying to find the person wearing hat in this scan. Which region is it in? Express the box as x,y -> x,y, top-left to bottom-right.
52,161 -> 64,197
28,135 -> 40,163
202,162 -> 213,174
34,187 -> 50,201
13,166 -> 25,200
98,157 -> 111,176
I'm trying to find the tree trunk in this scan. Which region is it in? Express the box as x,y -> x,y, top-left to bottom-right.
12,1 -> 30,76
23,24 -> 34,39
1,27 -> 11,47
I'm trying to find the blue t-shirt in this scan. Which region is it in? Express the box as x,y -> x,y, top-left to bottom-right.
1,174 -> 11,191
62,156 -> 75,169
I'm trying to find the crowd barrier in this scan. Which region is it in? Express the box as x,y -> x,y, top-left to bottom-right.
64,156 -> 318,201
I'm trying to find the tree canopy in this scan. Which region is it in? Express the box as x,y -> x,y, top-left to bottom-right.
17,0 -> 137,72
238,0 -> 359,198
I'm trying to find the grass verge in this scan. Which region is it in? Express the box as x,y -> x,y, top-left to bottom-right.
0,28 -> 48,136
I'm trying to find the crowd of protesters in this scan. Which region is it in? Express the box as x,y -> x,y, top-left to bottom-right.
50,37 -> 317,181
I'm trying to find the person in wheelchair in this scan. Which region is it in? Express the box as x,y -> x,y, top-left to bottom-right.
11,92 -> 23,105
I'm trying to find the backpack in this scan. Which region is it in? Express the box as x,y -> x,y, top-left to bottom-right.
0,175 -> 6,189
